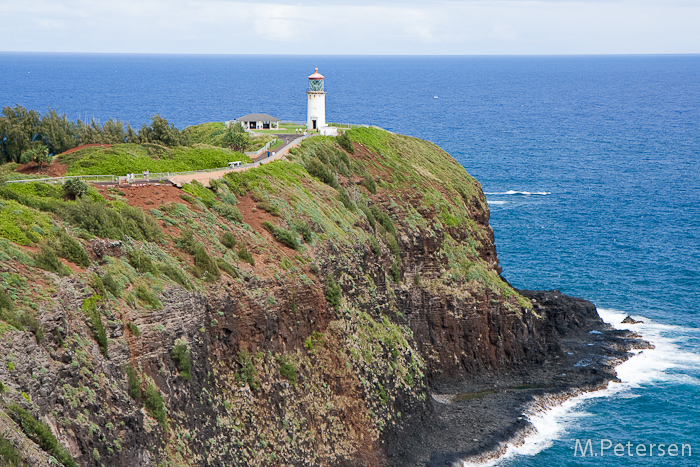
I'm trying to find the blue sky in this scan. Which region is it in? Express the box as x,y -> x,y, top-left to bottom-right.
0,0 -> 699,55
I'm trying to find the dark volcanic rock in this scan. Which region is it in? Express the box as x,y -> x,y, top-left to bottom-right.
384,290 -> 648,467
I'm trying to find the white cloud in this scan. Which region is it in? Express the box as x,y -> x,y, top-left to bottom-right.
0,0 -> 698,54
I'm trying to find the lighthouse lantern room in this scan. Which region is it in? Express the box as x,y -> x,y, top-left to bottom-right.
307,68 -> 326,131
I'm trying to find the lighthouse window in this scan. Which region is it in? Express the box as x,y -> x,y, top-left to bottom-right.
309,79 -> 324,92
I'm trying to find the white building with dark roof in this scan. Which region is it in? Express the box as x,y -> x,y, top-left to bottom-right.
235,113 -> 280,130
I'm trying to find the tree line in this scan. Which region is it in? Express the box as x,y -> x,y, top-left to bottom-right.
0,105 -> 188,164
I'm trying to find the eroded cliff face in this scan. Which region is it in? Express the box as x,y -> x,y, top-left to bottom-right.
0,128 -> 590,466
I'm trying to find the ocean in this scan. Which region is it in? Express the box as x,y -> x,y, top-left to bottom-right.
2,53 -> 699,466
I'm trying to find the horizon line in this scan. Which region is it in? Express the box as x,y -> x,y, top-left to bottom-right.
1,51 -> 699,58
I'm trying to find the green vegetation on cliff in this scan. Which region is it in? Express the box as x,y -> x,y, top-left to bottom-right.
0,124 -> 533,466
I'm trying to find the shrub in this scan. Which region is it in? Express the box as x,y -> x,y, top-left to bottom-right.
181,181 -> 216,208
220,231 -> 236,249
216,258 -> 238,278
7,403 -> 77,467
54,232 -> 90,267
0,289 -> 12,311
135,285 -> 162,309
63,178 -> 89,199
212,202 -> 243,223
0,432 -> 23,466
337,187 -> 355,211
325,276 -> 341,309
129,250 -> 159,276
235,350 -> 260,391
390,260 -> 401,283
386,234 -> 400,256
371,206 -> 396,236
89,273 -> 105,296
61,199 -> 161,242
124,364 -> 141,401
337,132 -> 354,154
101,272 -> 122,298
34,244 -> 72,276
176,229 -> 198,254
362,174 -> 377,194
238,245 -> 255,265
159,263 -> 192,290
369,236 -> 380,255
256,201 -> 280,217
171,341 -> 192,381
82,295 -> 108,357
305,159 -> 339,189
277,355 -> 298,388
193,245 -> 220,281
293,221 -> 312,243
359,203 -> 376,231
127,322 -> 140,337
262,221 -> 299,250
0,294 -> 44,341
143,381 -> 167,427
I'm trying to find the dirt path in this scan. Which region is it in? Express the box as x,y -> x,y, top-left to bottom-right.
168,136 -> 305,187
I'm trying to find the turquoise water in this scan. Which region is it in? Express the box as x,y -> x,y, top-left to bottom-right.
2,53 -> 699,465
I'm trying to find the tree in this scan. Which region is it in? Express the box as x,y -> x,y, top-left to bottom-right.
76,118 -> 104,145
39,109 -> 76,155
0,105 -> 42,163
63,178 -> 89,199
223,123 -> 250,152
142,114 -> 187,147
22,145 -> 52,168
102,118 -> 127,144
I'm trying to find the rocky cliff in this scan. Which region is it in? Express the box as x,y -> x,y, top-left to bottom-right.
0,128 -> 640,466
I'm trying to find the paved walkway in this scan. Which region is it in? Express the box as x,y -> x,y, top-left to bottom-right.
168,136 -> 305,188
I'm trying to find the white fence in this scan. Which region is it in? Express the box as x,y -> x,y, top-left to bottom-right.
4,136 -> 305,187
245,138 -> 277,157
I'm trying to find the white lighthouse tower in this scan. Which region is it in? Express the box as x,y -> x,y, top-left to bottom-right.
306,68 -> 326,131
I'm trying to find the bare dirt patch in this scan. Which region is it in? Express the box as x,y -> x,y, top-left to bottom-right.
95,183 -> 186,210
16,159 -> 68,177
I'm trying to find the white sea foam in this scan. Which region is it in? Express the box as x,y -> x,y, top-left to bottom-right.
487,200 -> 507,205
484,190 -> 551,196
460,307 -> 700,466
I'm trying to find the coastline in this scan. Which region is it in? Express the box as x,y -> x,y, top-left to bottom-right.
386,290 -> 651,467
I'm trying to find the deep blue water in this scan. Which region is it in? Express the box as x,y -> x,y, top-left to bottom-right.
2,53 -> 700,465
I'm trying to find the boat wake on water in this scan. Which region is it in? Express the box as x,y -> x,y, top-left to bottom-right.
459,308 -> 700,466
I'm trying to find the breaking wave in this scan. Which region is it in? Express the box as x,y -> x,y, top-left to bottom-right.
484,190 -> 551,196
460,308 -> 700,466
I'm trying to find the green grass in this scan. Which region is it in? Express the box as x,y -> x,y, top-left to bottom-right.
135,285 -> 163,309
7,403 -> 77,467
0,199 -> 55,245
61,199 -> 162,242
182,181 -> 216,207
182,122 -> 228,147
60,143 -> 251,176
224,160 -> 305,196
